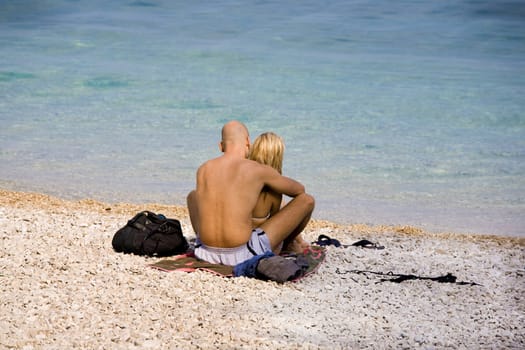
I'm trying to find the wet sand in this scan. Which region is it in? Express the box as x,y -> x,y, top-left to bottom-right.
1,189 -> 524,349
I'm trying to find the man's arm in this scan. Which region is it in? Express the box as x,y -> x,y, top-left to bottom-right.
259,164 -> 305,198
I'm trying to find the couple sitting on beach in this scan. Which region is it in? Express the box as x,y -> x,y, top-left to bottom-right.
187,120 -> 315,266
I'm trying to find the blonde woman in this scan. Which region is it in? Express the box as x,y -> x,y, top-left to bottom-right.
249,132 -> 309,253
249,132 -> 285,228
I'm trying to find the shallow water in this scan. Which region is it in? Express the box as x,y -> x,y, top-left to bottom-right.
1,0 -> 524,236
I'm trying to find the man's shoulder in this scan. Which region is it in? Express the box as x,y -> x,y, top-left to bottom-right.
201,156 -> 274,174
199,156 -> 222,169
241,158 -> 267,169
196,159 -> 216,177
241,159 -> 277,178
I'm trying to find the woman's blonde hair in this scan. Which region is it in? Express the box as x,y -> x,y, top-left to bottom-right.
249,132 -> 284,174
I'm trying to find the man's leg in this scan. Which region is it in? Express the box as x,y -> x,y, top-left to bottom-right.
260,193 -> 315,253
186,190 -> 200,234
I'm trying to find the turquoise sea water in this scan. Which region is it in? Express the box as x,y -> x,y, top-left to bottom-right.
1,0 -> 524,236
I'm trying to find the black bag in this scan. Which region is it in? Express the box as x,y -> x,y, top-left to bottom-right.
112,211 -> 189,257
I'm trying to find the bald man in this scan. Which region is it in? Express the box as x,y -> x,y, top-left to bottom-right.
187,120 -> 314,266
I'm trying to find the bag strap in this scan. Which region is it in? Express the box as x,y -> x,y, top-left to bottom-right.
336,269 -> 482,286
127,211 -> 181,239
127,210 -> 150,225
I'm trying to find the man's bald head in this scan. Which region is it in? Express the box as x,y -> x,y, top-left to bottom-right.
220,120 -> 250,154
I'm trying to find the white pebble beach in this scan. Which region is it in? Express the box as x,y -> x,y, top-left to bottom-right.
1,189 -> 524,349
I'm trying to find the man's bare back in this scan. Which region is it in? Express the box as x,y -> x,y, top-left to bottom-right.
193,155 -> 269,247
187,121 -> 314,264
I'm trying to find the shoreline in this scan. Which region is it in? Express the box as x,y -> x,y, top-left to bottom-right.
1,188 -> 523,246
2,177 -> 523,238
1,188 -> 524,348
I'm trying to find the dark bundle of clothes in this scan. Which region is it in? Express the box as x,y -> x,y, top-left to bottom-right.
233,251 -> 309,283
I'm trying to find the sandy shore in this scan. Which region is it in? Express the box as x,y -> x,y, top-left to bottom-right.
1,189 -> 524,349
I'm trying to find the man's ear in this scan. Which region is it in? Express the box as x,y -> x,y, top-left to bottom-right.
219,141 -> 225,153
245,137 -> 251,158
